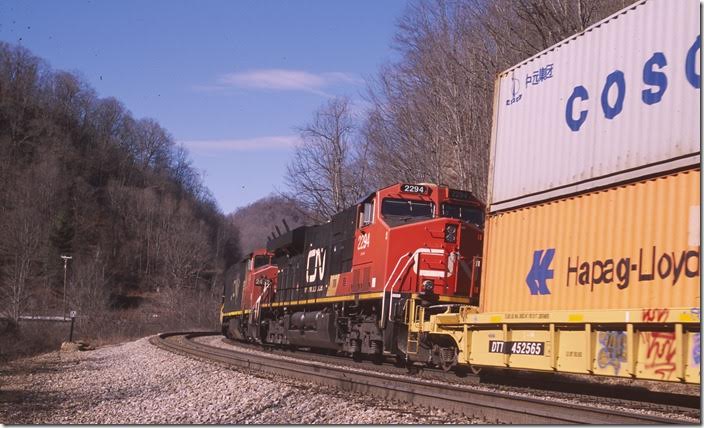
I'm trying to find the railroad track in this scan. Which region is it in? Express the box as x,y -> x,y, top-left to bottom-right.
221,336 -> 700,411
151,332 -> 693,424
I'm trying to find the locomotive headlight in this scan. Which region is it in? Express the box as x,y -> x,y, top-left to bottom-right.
423,279 -> 434,292
444,224 -> 458,243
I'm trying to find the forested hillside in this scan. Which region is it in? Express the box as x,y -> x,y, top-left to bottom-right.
228,196 -> 308,256
0,42 -> 239,354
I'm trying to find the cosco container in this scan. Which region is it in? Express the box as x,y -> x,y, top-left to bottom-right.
479,169 -> 700,313
489,0 -> 700,212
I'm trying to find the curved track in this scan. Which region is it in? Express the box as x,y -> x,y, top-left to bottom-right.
220,336 -> 700,410
151,332 -> 696,424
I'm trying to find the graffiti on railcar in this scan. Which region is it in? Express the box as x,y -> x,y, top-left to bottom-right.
597,331 -> 626,375
642,308 -> 669,323
691,307 -> 700,367
641,308 -> 676,380
642,331 -> 677,380
693,333 -> 701,367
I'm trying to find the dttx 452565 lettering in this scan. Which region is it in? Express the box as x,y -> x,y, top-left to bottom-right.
566,246 -> 699,291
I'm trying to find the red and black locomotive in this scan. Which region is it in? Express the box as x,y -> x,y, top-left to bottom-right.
221,182 -> 484,367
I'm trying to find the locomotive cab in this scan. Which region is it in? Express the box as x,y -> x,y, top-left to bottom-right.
349,183 -> 484,306
340,183 -> 485,365
221,248 -> 277,340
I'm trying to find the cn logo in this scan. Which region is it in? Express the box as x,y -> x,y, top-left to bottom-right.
306,248 -> 326,283
525,248 -> 555,295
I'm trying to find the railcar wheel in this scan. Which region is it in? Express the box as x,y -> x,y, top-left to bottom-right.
439,358 -> 454,372
431,344 -> 458,372
406,363 -> 422,375
371,353 -> 385,365
468,365 -> 482,375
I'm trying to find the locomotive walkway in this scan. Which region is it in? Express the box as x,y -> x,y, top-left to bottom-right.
152,332 -> 695,424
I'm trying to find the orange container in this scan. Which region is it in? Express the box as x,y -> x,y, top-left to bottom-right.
480,169 -> 700,313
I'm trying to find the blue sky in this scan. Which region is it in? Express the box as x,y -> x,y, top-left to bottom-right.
0,0 -> 408,213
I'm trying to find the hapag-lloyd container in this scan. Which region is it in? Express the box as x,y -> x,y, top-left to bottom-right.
489,0 -> 700,213
479,169 -> 700,313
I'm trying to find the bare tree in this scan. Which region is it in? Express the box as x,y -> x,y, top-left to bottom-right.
284,97 -> 369,221
0,209 -> 42,321
363,1 -> 492,201
0,158 -> 57,320
361,0 -> 635,203
71,250 -> 109,316
473,0 -> 634,71
156,202 -> 211,290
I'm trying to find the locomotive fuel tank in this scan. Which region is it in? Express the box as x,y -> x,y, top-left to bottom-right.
286,310 -> 338,350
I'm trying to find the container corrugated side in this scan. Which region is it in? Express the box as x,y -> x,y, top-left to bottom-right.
489,0 -> 700,213
480,169 -> 700,313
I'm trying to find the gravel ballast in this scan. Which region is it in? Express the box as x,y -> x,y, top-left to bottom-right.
195,336 -> 701,424
0,336 -> 482,424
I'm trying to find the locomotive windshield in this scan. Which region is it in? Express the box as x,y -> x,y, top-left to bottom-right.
441,203 -> 484,227
253,255 -> 271,269
381,198 -> 434,226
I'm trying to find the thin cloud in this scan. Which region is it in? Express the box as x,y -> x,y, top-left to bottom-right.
180,135 -> 302,153
213,69 -> 362,95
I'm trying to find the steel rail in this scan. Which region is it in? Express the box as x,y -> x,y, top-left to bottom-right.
151,332 -> 690,425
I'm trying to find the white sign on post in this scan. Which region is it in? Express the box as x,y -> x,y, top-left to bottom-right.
69,310 -> 76,318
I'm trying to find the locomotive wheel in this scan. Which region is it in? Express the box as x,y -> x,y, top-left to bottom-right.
406,362 -> 422,375
439,358 -> 454,372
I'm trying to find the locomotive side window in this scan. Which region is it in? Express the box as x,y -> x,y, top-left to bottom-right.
359,201 -> 374,227
253,255 -> 271,269
441,203 -> 484,227
381,198 -> 434,226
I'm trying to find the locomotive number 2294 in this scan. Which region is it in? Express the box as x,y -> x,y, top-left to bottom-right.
357,233 -> 370,250
401,184 -> 428,194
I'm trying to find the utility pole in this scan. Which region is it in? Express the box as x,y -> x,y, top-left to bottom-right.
61,255 -> 72,318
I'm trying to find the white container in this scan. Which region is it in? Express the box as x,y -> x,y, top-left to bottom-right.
488,0 -> 700,213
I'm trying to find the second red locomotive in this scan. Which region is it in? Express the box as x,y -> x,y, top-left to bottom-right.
221,182 -> 484,368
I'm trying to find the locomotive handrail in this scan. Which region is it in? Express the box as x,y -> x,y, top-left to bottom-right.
385,256 -> 417,324
380,248 -> 447,329
253,281 -> 272,322
379,251 -> 412,328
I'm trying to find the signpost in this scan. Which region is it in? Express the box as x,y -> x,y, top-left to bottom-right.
60,255 -> 72,318
69,310 -> 76,342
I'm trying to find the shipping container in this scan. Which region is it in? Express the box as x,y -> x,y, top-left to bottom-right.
480,169 -> 700,313
489,0 -> 700,213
